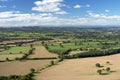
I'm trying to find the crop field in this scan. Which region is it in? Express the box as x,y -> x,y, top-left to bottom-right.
36,54 -> 120,80
0,54 -> 23,61
1,27 -> 120,80
69,50 -> 85,55
0,46 -> 31,54
0,60 -> 56,76
0,40 -> 34,45
28,46 -> 58,58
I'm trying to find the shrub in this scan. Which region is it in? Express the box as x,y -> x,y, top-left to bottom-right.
97,69 -> 102,75
51,61 -> 54,65
6,57 -> 10,61
95,63 -> 101,67
30,68 -> 35,73
15,57 -> 20,60
106,61 -> 110,64
106,67 -> 111,72
19,51 -> 22,54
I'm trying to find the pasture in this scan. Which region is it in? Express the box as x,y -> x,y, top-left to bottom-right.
47,39 -> 120,55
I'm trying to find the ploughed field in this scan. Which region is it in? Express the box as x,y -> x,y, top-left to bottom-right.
36,54 -> 120,80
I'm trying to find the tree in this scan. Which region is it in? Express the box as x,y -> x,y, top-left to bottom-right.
30,44 -> 33,48
30,68 -> 35,73
6,57 -> 10,61
106,67 -> 111,72
59,43 -> 63,48
41,41 -> 45,45
97,69 -> 102,75
51,61 -> 54,65
95,63 -> 101,67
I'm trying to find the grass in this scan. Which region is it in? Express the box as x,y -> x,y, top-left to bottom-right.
47,39 -> 120,54
0,46 -> 31,54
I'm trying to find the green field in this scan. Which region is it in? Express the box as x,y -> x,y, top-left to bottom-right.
0,46 -> 31,54
47,39 -> 120,54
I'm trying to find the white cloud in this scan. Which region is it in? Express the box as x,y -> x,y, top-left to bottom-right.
105,9 -> 110,12
74,5 -> 81,8
0,11 -> 88,26
32,0 -> 67,14
88,12 -> 120,19
1,11 -> 120,27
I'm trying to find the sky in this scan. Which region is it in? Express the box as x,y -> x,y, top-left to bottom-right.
0,0 -> 120,27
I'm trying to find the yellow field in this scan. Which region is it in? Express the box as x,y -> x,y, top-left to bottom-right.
0,54 -> 23,61
0,60 -> 56,76
36,54 -> 120,80
28,46 -> 58,58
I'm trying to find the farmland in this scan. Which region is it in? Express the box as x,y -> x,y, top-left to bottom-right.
0,60 -> 53,76
0,45 -> 32,61
36,54 -> 120,80
1,27 -> 120,80
0,54 -> 23,61
28,46 -> 58,59
0,46 -> 31,54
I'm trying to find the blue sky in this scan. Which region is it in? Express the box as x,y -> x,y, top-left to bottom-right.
0,0 -> 120,27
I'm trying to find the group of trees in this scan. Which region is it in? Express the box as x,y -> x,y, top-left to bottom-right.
96,62 -> 112,75
64,48 -> 120,59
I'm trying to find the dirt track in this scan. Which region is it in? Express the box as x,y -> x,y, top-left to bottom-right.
36,54 -> 120,80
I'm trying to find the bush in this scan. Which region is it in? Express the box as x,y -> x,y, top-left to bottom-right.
95,63 -> 101,67
51,61 -> 54,65
97,69 -> 102,75
6,57 -> 10,61
15,57 -> 20,60
106,67 -> 111,72
58,58 -> 63,62
106,61 -> 110,64
30,68 -> 35,73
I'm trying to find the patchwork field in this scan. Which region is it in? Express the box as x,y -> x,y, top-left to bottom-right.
0,46 -> 31,54
28,46 -> 58,58
69,50 -> 85,55
0,54 -> 23,61
36,54 -> 120,80
0,60 -> 56,76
